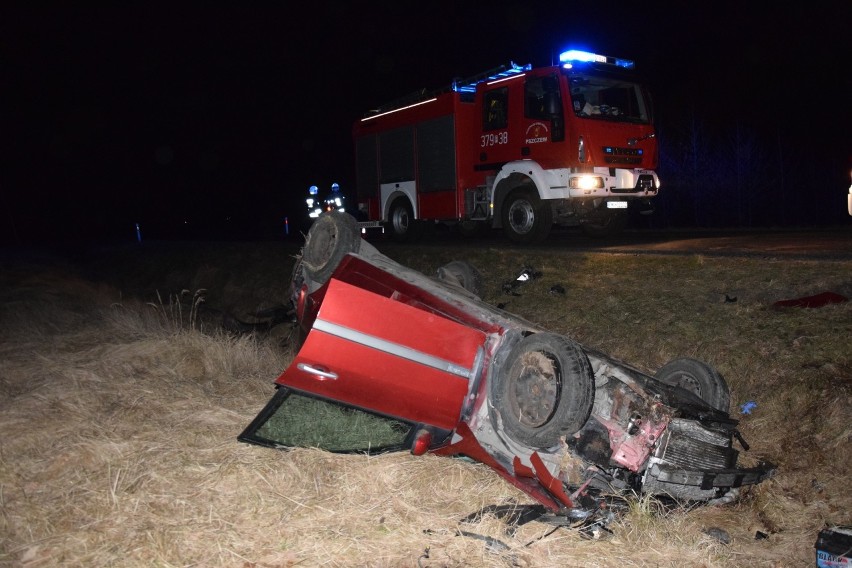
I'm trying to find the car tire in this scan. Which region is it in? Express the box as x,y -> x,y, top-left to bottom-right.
301,212 -> 360,285
490,333 -> 594,449
655,357 -> 730,413
435,260 -> 484,297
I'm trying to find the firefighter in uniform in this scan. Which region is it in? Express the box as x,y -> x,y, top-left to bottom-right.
306,185 -> 321,219
324,182 -> 345,213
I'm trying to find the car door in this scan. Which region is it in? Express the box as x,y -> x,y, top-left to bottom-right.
276,277 -> 487,430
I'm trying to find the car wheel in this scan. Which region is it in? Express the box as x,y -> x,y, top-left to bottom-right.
655,357 -> 730,413
435,260 -> 484,297
490,333 -> 594,449
501,188 -> 552,244
301,212 -> 360,285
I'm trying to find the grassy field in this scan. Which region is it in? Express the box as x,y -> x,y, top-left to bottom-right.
1,236 -> 849,567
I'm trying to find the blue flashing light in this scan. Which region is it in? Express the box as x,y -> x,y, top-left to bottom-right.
309,185 -> 319,195
559,49 -> 634,69
560,50 -> 598,63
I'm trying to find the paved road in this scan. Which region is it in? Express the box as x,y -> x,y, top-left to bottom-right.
569,227 -> 852,260
376,226 -> 852,260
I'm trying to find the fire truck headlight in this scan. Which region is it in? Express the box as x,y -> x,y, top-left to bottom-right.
570,176 -> 604,190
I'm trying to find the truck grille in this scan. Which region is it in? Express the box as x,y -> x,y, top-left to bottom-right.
604,156 -> 642,165
602,146 -> 643,165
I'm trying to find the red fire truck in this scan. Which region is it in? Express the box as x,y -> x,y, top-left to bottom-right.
353,49 -> 660,242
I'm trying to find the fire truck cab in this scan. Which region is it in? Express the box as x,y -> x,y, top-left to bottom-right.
354,49 -> 660,243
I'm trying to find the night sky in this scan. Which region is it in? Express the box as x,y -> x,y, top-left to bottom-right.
3,2 -> 850,245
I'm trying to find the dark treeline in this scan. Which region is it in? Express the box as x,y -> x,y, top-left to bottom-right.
646,109 -> 848,229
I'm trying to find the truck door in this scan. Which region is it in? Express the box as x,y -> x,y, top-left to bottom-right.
520,74 -> 565,163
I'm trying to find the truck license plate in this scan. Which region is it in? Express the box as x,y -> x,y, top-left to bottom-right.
607,201 -> 628,209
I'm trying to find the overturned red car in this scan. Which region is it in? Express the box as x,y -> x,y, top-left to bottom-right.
240,213 -> 774,513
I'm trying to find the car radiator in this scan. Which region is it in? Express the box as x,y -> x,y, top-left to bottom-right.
641,418 -> 738,501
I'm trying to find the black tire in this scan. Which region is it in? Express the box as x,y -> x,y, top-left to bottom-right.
387,197 -> 423,242
580,210 -> 628,238
435,260 -> 484,297
501,188 -> 552,243
489,333 -> 594,449
655,357 -> 730,413
301,212 -> 360,285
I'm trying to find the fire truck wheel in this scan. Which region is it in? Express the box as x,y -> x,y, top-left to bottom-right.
435,260 -> 484,297
301,212 -> 360,285
580,211 -> 628,238
387,197 -> 423,242
490,333 -> 594,449
655,357 -> 731,413
502,189 -> 552,243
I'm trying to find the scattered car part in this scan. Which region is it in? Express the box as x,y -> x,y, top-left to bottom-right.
702,527 -> 731,545
815,525 -> 852,568
502,266 -> 542,295
773,291 -> 849,309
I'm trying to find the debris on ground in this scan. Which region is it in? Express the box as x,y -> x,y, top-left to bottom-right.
815,525 -> 852,567
458,501 -> 618,543
702,527 -> 731,544
502,266 -> 542,295
772,291 -> 849,309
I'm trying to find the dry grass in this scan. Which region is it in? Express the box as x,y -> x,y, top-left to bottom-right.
1,240 -> 849,567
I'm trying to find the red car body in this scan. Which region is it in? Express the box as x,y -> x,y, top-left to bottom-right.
240,213 -> 774,513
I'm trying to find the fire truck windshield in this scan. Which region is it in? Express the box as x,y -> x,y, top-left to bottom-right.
568,74 -> 650,124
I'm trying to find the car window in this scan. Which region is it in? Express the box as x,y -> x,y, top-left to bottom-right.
239,387 -> 414,453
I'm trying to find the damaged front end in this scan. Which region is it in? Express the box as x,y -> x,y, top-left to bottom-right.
239,212 -> 775,521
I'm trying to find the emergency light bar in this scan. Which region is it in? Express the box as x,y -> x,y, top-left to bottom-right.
559,50 -> 634,69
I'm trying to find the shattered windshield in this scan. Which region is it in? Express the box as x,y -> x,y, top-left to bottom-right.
568,74 -> 650,123
240,388 -> 413,453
